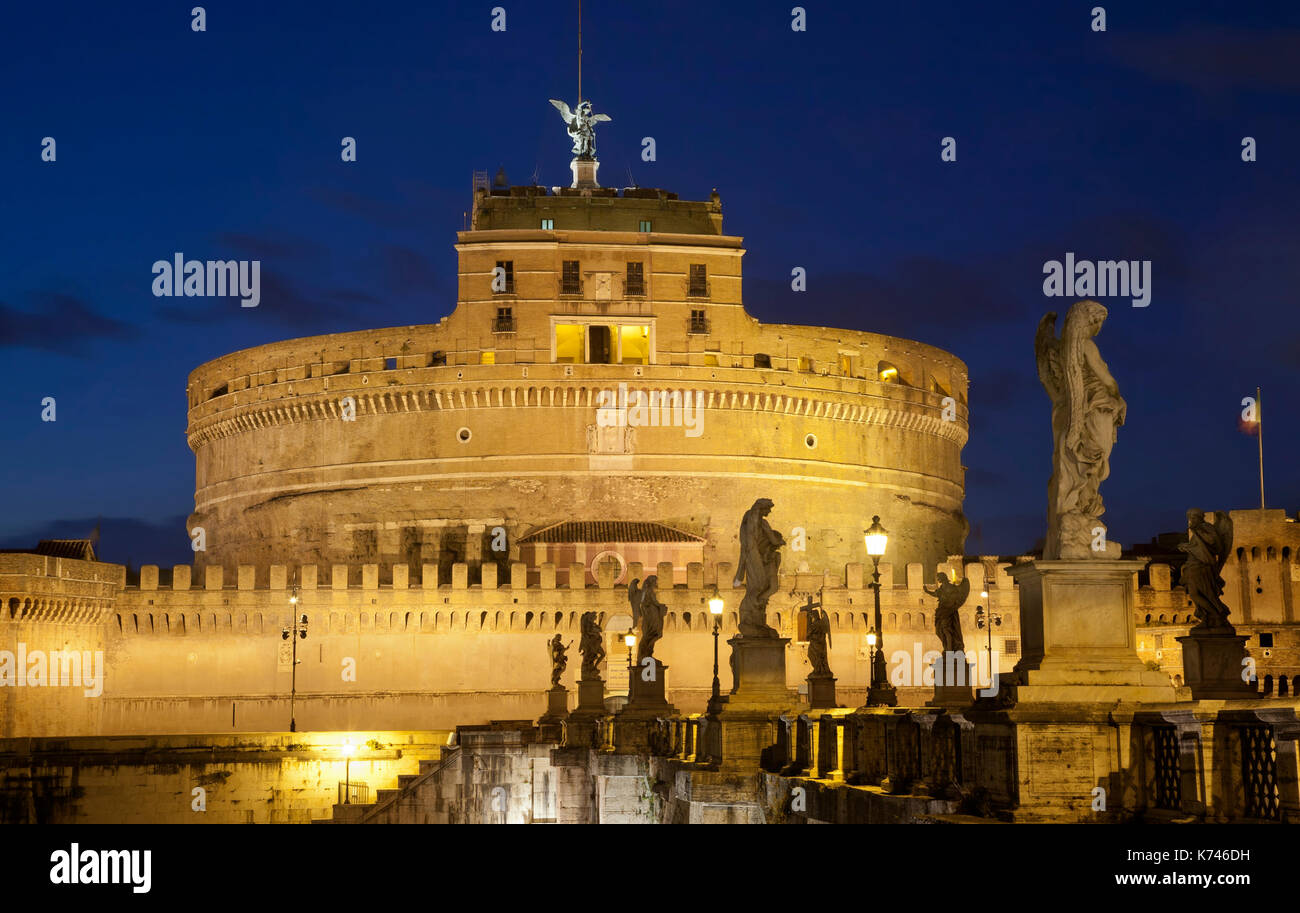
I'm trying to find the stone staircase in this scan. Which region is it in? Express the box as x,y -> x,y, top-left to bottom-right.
314,745 -> 462,824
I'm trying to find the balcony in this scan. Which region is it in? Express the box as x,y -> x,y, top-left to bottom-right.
687,280 -> 710,298
625,280 -> 646,297
493,316 -> 516,333
687,316 -> 709,334
560,279 -> 584,296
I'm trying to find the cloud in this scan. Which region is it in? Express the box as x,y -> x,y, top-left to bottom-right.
1107,27 -> 1300,95
0,514 -> 193,567
373,245 -> 440,296
0,292 -> 135,353
211,232 -> 329,261
154,267 -> 381,327
306,186 -> 427,230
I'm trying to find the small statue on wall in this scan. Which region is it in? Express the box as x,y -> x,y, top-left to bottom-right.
925,573 -> 970,654
578,611 -> 606,679
629,575 -> 666,661
1179,508 -> 1235,632
802,593 -> 832,676
548,633 -> 572,687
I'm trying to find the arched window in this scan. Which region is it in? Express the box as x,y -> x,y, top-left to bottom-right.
878,361 -> 901,384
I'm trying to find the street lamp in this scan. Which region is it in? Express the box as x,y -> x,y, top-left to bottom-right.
974,589 -> 1001,689
342,739 -> 356,804
282,579 -> 309,732
864,516 -> 896,707
624,632 -> 636,700
707,587 -> 725,715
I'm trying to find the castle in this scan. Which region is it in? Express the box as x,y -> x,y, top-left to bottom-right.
2,106 -> 1298,825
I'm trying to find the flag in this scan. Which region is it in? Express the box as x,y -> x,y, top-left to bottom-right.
1239,394 -> 1261,435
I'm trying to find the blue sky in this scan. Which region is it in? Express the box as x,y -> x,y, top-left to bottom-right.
2,0 -> 1297,565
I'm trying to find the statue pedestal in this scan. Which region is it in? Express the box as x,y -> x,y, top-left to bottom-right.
613,659 -> 677,755
1007,560 -> 1175,703
570,157 -> 599,189
564,677 -> 607,748
715,636 -> 795,773
1177,632 -> 1261,700
807,672 -> 838,709
927,655 -> 974,708
537,685 -> 569,742
575,677 -> 607,712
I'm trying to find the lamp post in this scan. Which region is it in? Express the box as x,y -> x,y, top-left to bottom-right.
342,739 -> 356,804
864,516 -> 897,707
707,588 -> 725,715
624,632 -> 636,702
282,580 -> 309,732
974,590 -> 1001,687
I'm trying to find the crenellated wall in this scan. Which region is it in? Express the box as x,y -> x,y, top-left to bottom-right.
6,508 -> 1299,739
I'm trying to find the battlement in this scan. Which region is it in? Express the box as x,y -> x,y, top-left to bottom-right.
127,556 -> 1025,596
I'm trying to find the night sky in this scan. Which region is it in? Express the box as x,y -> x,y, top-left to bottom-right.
2,1 -> 1297,567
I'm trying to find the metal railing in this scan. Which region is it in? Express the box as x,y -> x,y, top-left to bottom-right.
338,781 -> 370,805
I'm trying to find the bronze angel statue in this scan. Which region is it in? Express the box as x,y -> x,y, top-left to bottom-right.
802,594 -> 832,677
578,611 -> 606,679
1034,301 -> 1126,559
628,575 -> 666,662
1179,508 -> 1235,631
547,633 -> 571,687
925,573 -> 970,655
548,99 -> 611,160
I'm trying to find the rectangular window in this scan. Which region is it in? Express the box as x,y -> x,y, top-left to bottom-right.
385,357 -> 397,370
639,220 -> 652,232
625,262 -> 645,296
555,324 -> 584,363
561,260 -> 582,295
753,353 -> 772,369
798,356 -> 813,373
838,354 -> 853,376
703,353 -> 719,367
1260,632 -> 1275,648
480,351 -> 495,365
540,218 -> 554,230
493,260 -> 514,294
688,264 -> 708,297
1003,638 -> 1019,654
494,307 -> 514,333
620,325 -> 650,364
688,309 -> 707,334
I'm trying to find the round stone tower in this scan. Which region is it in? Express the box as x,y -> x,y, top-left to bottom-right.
186,178 -> 968,580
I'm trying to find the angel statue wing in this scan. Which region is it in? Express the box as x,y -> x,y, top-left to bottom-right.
1212,511 -> 1234,577
591,113 -> 611,123
954,576 -> 971,609
628,578 -> 642,629
549,99 -> 574,124
824,610 -> 832,651
1034,311 -> 1063,402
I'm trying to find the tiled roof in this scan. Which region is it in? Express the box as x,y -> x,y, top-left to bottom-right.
519,521 -> 704,544
34,539 -> 97,560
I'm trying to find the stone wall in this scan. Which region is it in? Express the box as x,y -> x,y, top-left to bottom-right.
0,730 -> 448,824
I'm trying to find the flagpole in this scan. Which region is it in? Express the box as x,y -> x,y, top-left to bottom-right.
577,0 -> 582,103
1257,386 -> 1265,510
